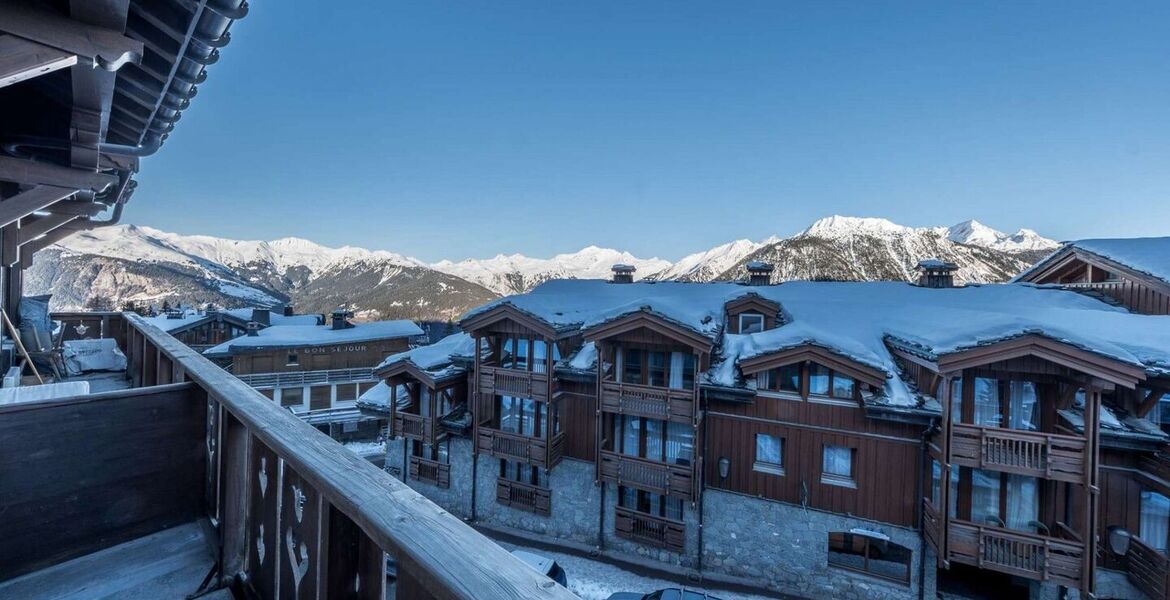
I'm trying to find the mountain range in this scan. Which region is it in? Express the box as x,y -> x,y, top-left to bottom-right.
26,216 -> 1059,322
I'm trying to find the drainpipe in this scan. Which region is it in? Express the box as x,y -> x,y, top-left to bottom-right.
598,481 -> 606,551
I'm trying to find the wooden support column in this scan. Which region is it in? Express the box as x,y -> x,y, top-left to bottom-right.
937,372 -> 957,568
1082,386 -> 1101,598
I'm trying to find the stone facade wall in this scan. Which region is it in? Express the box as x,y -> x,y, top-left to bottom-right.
702,489 -> 930,600
383,436 -> 475,519
601,484 -> 701,568
475,457 -> 602,546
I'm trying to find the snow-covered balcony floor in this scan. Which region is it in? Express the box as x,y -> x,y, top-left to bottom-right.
0,521 -> 226,600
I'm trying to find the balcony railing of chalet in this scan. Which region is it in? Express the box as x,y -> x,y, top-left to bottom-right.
1126,536 -> 1169,600
1139,452 -> 1170,483
234,367 -> 376,388
409,455 -> 450,489
7,313 -> 573,600
599,450 -> 694,501
478,366 -> 549,402
395,411 -> 435,442
52,311 -> 129,350
946,520 -> 1084,589
600,381 -> 694,423
496,479 -> 551,516
950,423 -> 1086,484
477,427 -> 566,467
614,506 -> 686,553
922,499 -> 942,555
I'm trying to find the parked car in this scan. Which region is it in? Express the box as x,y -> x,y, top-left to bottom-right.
607,588 -> 725,600
510,549 -> 569,588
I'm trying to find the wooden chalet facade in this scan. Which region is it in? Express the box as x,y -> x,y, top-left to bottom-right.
1016,237 -> 1170,316
372,267 -> 1170,600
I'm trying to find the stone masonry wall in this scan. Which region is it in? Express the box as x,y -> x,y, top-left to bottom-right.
601,484 -> 701,569
702,489 -> 930,600
383,435 -> 474,520
474,457 -> 602,546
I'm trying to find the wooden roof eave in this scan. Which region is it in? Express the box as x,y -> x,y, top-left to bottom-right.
1021,246 -> 1170,296
724,293 -> 781,316
936,333 -> 1148,389
458,303 -> 560,340
581,310 -> 714,352
736,343 -> 888,389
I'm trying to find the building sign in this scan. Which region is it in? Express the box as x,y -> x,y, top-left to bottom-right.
301,345 -> 368,354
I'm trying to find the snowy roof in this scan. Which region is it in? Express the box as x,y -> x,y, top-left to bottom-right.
917,259 -> 957,270
356,381 -> 411,411
139,307 -> 321,333
461,279 -> 1170,409
204,320 -> 423,356
375,333 -> 476,377
1070,237 -> 1170,285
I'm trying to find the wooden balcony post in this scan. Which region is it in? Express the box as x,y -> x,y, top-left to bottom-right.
938,372 -> 956,567
1081,386 -> 1101,596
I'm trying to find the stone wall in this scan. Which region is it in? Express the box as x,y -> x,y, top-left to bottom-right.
474,457 -> 602,546
601,484 -> 701,568
702,489 -> 930,600
383,435 -> 475,520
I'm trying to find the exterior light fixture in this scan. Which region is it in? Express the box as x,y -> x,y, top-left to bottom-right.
1107,526 -> 1132,556
718,457 -> 730,479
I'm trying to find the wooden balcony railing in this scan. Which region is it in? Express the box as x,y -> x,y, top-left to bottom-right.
478,366 -> 548,402
600,381 -> 695,424
496,478 -> 551,516
1139,452 -> 1170,484
51,311 -> 127,351
946,520 -> 1084,590
234,367 -> 375,388
614,506 -> 686,553
394,411 -> 435,443
114,314 -> 575,599
477,427 -> 567,469
1127,536 -> 1169,600
950,423 -> 1085,483
599,450 -> 694,502
922,498 -> 942,555
409,455 -> 450,489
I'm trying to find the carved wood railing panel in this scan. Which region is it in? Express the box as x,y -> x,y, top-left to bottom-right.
478,366 -> 549,402
922,498 -> 941,556
950,423 -> 1085,483
395,412 -> 434,442
1127,536 -> 1169,600
476,427 -> 549,465
599,450 -> 694,502
947,520 -> 1084,589
496,478 -> 551,516
600,381 -> 694,423
409,455 -> 450,489
614,506 -> 685,553
123,314 -> 576,600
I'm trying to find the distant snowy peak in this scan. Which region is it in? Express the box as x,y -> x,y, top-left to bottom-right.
944,219 -> 1059,252
646,238 -> 777,282
432,246 -> 671,295
800,215 -> 915,239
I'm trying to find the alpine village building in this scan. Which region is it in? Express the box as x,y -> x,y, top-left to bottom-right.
364,256 -> 1170,600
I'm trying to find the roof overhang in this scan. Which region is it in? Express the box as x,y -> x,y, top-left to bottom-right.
736,343 -> 887,389
374,360 -> 462,388
724,292 -> 781,316
1019,246 -> 1170,296
459,303 -> 560,340
933,333 -> 1148,389
582,309 -> 713,352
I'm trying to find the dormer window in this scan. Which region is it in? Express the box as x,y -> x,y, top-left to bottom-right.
738,312 -> 765,334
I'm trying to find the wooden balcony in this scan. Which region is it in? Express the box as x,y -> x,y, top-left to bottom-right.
477,427 -> 566,468
600,381 -> 695,423
478,366 -> 549,402
0,313 -> 575,600
1139,451 -> 1170,484
599,450 -> 694,502
394,411 -> 435,443
496,478 -> 551,516
950,423 -> 1085,484
1126,536 -> 1169,600
614,506 -> 685,553
946,520 -> 1085,590
409,455 -> 450,488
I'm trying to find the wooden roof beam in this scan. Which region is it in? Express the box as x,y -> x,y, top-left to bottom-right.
0,185 -> 77,228
0,156 -> 118,193
1137,388 -> 1167,418
0,34 -> 78,89
45,200 -> 111,217
0,3 -> 142,71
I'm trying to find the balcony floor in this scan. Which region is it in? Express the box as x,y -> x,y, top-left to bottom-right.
0,521 -> 227,600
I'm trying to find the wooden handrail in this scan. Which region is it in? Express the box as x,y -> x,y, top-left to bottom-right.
125,314 -> 573,600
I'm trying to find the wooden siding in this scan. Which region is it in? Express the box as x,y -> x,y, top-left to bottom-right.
232,337 -> 410,375
0,384 -> 205,580
556,380 -> 597,461
705,397 -> 923,528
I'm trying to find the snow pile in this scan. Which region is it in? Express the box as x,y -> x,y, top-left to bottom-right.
376,333 -> 476,371
204,320 -> 423,355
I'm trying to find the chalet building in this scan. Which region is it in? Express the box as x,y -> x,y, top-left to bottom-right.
139,306 -> 321,351
369,265 -> 1170,600
205,309 -> 424,441
1015,237 -> 1170,316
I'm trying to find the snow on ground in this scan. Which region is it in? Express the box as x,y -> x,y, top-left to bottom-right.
495,541 -> 781,600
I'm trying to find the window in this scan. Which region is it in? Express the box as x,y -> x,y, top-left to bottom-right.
496,395 -> 546,437
532,339 -> 548,373
286,353 -> 299,366
622,348 -> 642,384
758,363 -> 800,395
616,347 -> 695,390
971,377 -> 1002,426
1007,381 -> 1039,431
832,372 -> 855,399
1140,490 -> 1170,552
754,433 -> 784,475
809,363 -> 831,396
499,458 -> 546,486
930,460 -> 942,507
618,486 -> 684,521
612,415 -> 693,466
971,468 -> 1002,526
665,422 -> 693,467
648,351 -> 667,387
669,352 -> 695,390
827,531 -> 911,584
738,313 -> 765,334
335,383 -> 357,402
280,387 -> 303,408
822,444 -> 854,486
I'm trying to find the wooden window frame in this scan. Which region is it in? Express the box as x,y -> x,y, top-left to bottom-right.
753,432 -> 785,476
286,353 -> 299,366
738,312 -> 765,334
757,361 -> 860,404
827,531 -> 912,585
821,444 -> 857,488
612,415 -> 693,467
613,345 -> 696,391
495,394 -> 547,439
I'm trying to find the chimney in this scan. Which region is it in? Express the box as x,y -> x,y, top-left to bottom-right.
611,264 -> 636,284
245,321 -> 261,336
916,259 -> 959,288
165,308 -> 184,319
251,308 -> 271,327
283,305 -> 294,317
745,261 -> 775,286
331,308 -> 354,330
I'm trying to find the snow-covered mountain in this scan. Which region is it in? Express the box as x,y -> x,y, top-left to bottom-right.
25,216 -> 1058,321
431,247 -> 670,295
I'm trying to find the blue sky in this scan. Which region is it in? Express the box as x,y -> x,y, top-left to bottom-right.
130,1 -> 1170,262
